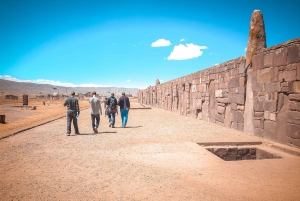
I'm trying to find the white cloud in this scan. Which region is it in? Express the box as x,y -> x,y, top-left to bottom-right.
127,80 -> 131,82
180,38 -> 185,42
151,39 -> 171,47
0,75 -> 108,87
167,43 -> 208,60
245,47 -> 247,51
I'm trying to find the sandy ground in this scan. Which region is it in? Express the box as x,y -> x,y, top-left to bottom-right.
1,99 -> 300,200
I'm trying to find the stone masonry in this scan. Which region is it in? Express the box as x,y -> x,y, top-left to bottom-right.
138,11 -> 300,148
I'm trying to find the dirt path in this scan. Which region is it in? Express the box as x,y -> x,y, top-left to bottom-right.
1,101 -> 300,200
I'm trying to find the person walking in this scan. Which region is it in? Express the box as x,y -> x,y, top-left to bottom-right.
89,91 -> 102,133
117,92 -> 130,128
107,93 -> 118,128
63,91 -> 80,136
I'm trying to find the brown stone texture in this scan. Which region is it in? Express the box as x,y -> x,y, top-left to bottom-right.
263,120 -> 276,141
279,69 -> 297,82
287,124 -> 300,139
138,38 -> 300,148
245,10 -> 266,68
287,44 -> 300,64
273,47 -> 287,67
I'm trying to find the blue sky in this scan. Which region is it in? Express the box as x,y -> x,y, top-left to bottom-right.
1,0 -> 299,89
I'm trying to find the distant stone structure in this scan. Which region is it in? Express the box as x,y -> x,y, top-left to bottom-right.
138,10 -> 300,148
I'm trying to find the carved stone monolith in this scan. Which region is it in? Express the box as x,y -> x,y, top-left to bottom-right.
245,10 -> 266,68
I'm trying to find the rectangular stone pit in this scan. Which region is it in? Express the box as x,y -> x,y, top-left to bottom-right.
206,147 -> 281,161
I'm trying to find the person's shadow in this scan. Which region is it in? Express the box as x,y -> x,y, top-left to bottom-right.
74,131 -> 117,135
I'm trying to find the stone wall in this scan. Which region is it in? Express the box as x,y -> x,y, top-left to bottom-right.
138,38 -> 300,148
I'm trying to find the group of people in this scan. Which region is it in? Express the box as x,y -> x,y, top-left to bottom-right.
63,91 -> 130,136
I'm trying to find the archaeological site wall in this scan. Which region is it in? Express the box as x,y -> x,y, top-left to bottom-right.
138,10 -> 300,148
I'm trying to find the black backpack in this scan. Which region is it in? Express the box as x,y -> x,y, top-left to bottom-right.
109,97 -> 117,109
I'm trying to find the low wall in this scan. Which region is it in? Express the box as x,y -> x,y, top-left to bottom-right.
138,38 -> 300,148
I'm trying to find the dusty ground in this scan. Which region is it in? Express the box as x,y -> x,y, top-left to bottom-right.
1,98 -> 300,200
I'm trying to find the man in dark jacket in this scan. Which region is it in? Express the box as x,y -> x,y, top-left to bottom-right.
63,91 -> 80,135
117,92 -> 130,128
106,93 -> 118,128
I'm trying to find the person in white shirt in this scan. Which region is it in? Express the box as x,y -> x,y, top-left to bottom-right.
89,91 -> 102,133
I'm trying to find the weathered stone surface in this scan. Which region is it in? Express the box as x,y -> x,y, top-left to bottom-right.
224,104 -> 232,128
275,94 -> 289,144
258,68 -> 271,83
293,81 -> 300,93
215,89 -> 223,98
264,100 -> 277,112
252,84 -> 262,92
215,114 -> 225,123
216,98 -> 229,103
290,139 -> 300,148
232,111 -> 244,123
254,112 -> 264,118
264,53 -> 273,68
287,111 -> 300,125
265,83 -> 279,92
217,106 -> 225,114
254,128 -> 264,137
287,124 -> 300,139
228,77 -> 239,88
237,105 -> 245,110
287,44 -> 300,64
297,63 -> 300,81
233,94 -> 245,105
270,67 -> 279,82
246,10 -> 266,68
273,48 -> 287,67
253,119 -> 264,128
252,53 -> 264,71
254,97 -> 264,112
288,94 -> 300,101
263,120 -> 277,141
270,113 -> 276,121
279,69 -> 297,82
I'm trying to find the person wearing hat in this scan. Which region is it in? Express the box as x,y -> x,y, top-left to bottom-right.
117,92 -> 130,128
63,91 -> 80,135
89,91 -> 102,133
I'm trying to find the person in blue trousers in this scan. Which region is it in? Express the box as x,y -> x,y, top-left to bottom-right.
117,92 -> 130,128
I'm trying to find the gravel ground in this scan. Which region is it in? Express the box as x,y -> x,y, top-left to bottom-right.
1,100 -> 300,200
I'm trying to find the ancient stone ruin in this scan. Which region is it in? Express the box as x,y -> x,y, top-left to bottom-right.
138,10 -> 300,148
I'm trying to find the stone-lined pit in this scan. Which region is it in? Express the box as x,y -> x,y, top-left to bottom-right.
206,147 -> 281,161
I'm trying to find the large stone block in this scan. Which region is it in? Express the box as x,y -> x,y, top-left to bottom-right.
263,120 -> 277,141
293,81 -> 300,93
265,83 -> 279,92
254,97 -> 264,112
297,63 -> 300,81
273,47 -> 287,67
264,53 -> 273,68
258,68 -> 271,84
291,139 -> 300,148
217,106 -> 225,114
287,124 -> 300,139
232,110 -> 244,123
233,93 -> 245,105
224,104 -> 232,128
228,77 -> 239,88
254,112 -> 264,118
215,114 -> 225,123
279,69 -> 297,82
253,119 -> 264,128
287,44 -> 300,64
252,53 -> 264,71
270,67 -> 279,82
288,94 -> 300,101
287,111 -> 300,125
264,100 -> 277,112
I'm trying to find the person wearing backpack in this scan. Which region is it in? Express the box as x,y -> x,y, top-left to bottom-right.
117,92 -> 130,128
106,93 -> 118,128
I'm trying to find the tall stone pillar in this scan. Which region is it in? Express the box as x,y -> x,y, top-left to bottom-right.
244,10 -> 267,134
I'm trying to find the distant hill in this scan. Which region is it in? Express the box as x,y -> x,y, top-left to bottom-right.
0,79 -> 140,96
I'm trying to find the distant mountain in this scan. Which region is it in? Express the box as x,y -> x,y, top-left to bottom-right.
0,79 -> 140,96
